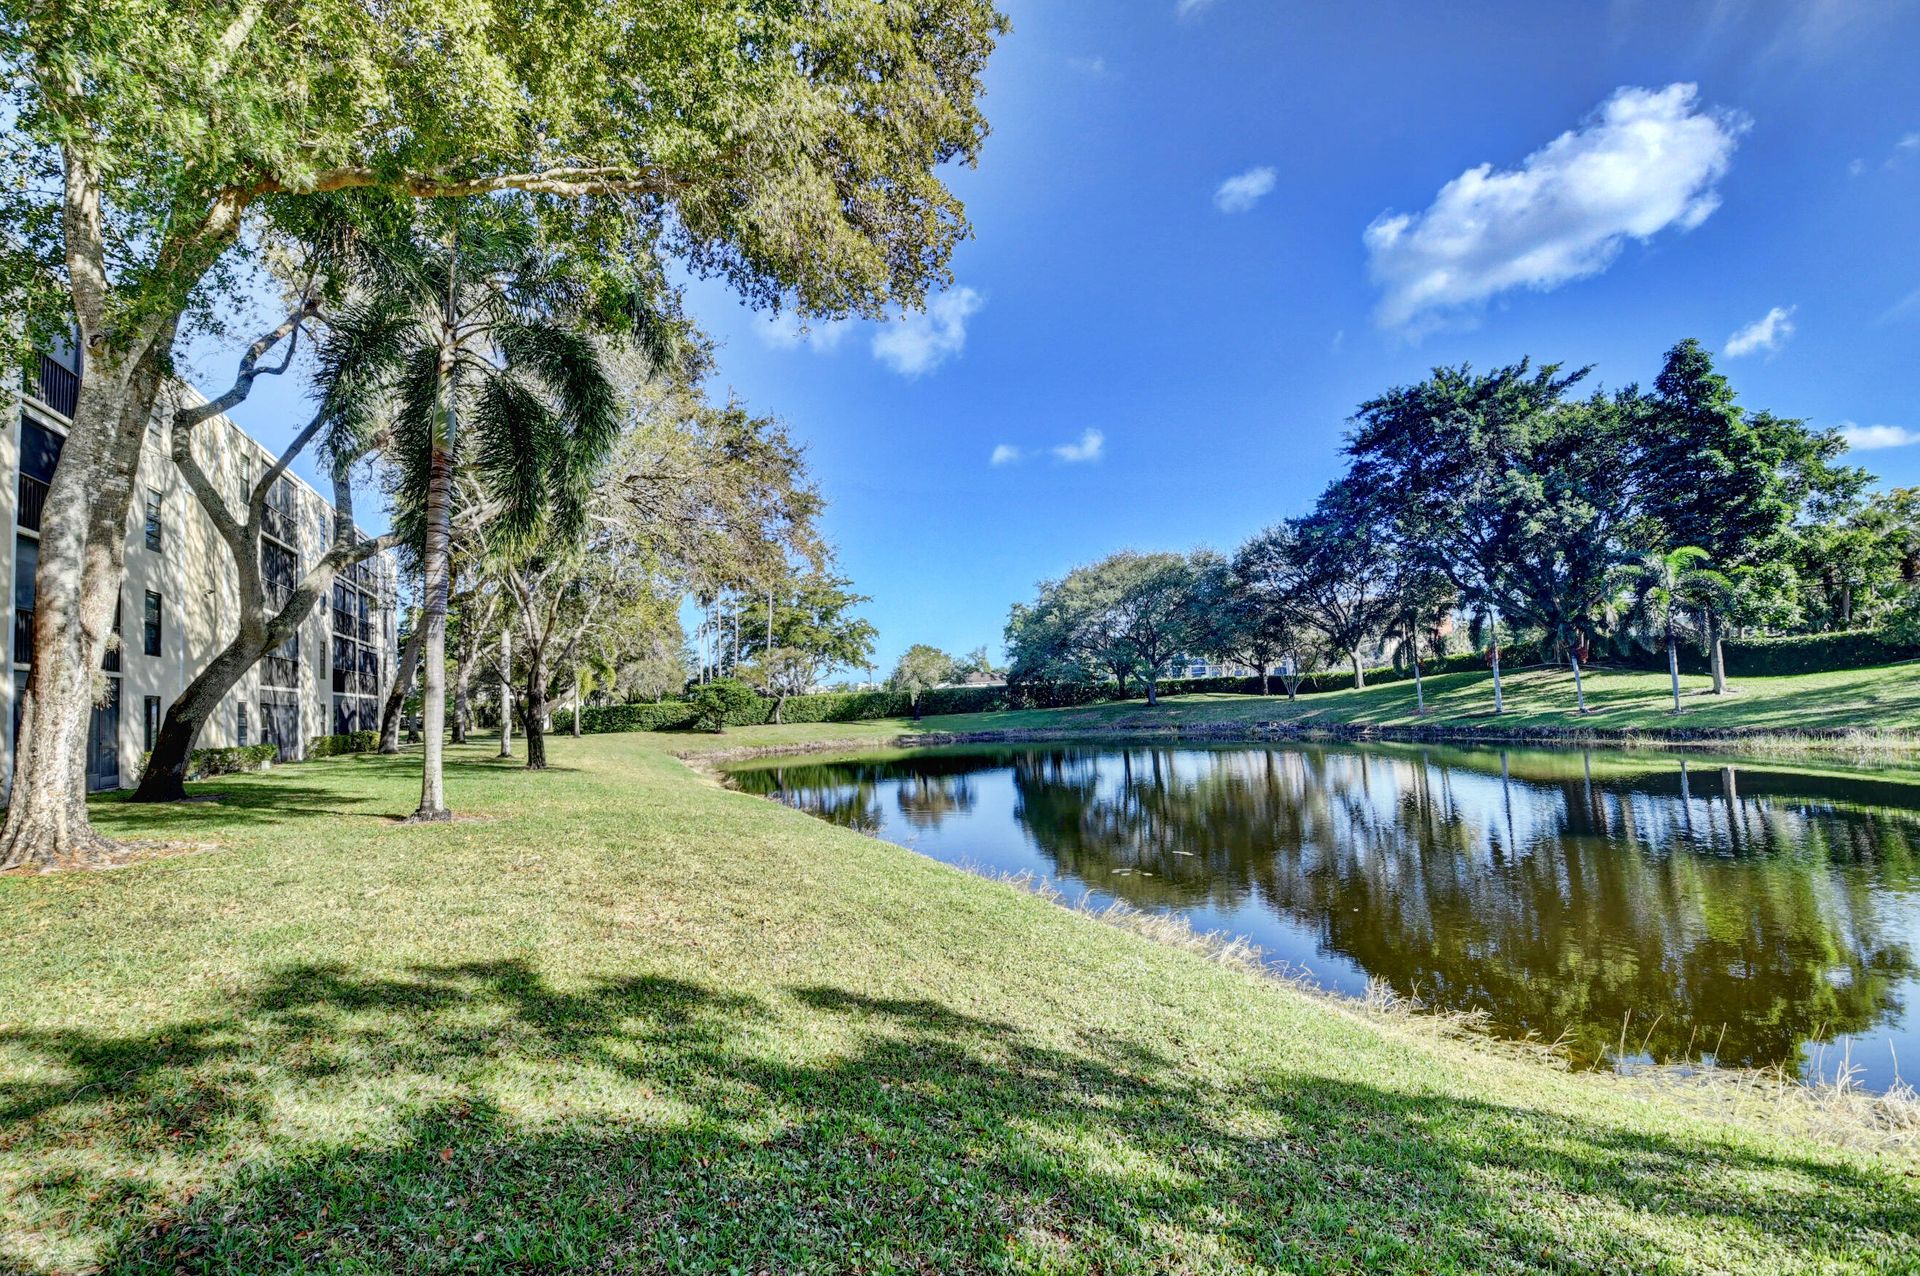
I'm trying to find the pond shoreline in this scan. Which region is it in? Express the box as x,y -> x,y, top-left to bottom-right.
682,719 -> 1920,765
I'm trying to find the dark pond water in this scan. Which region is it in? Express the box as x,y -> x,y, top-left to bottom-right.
726,742 -> 1920,1090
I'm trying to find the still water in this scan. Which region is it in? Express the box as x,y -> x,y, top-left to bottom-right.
727,742 -> 1920,1090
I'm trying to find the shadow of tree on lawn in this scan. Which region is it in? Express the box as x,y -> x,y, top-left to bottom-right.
0,960 -> 1914,1274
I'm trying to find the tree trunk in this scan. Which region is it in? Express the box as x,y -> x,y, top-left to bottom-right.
1708,616 -> 1727,694
1412,649 -> 1425,716
1349,650 -> 1365,690
524,652 -> 548,771
571,665 -> 582,737
1258,664 -> 1270,697
451,669 -> 470,745
1145,675 -> 1158,706
1667,633 -> 1683,714
1489,639 -> 1505,716
132,631 -> 264,802
379,619 -> 426,754
1,338 -> 170,869
409,437 -> 454,821
498,624 -> 513,758
1570,649 -> 1587,715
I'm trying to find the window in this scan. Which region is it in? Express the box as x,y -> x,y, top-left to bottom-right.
14,536 -> 37,667
237,451 -> 252,513
237,704 -> 249,747
142,590 -> 162,657
144,488 -> 163,551
143,696 -> 161,751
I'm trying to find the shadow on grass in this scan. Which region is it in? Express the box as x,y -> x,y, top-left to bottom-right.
83,749 -> 582,839
1,961 -> 1913,1273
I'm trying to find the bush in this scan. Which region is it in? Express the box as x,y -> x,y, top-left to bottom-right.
689,679 -> 761,732
1721,630 -> 1920,677
557,702 -> 700,734
137,743 -> 280,782
306,730 -> 379,758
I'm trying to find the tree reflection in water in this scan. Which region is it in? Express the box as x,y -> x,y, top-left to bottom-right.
732,744 -> 1920,1078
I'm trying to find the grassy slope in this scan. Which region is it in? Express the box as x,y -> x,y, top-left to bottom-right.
0,736 -> 1914,1273
672,662 -> 1920,761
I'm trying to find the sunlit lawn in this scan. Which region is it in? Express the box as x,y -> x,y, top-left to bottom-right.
1,733 -> 1915,1272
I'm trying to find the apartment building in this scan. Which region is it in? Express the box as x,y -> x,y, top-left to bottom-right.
5,345 -> 399,794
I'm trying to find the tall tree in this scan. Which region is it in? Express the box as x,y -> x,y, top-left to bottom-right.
891,644 -> 957,719
1345,361 -> 1590,714
738,570 -> 878,720
0,0 -> 1006,866
1612,547 -> 1716,714
314,205 -> 626,819
1236,485 -> 1399,691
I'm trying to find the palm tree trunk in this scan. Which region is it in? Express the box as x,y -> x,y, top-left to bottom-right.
1667,633 -> 1682,714
410,434 -> 455,821
1570,649 -> 1587,714
1412,646 -> 1425,716
1489,641 -> 1505,716
1708,616 -> 1727,694
571,664 -> 582,737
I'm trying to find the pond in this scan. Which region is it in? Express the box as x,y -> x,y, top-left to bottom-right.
726,741 -> 1920,1091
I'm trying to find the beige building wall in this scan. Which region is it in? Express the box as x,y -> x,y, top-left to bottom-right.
4,357 -> 398,794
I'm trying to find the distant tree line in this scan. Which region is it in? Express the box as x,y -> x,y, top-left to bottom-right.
1004,340 -> 1916,714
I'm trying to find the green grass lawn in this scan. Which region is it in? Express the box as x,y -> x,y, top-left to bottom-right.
2,734 -> 1917,1272
893,660 -> 1920,740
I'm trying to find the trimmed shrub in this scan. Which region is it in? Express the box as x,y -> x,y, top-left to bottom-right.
306,730 -> 379,758
138,743 -> 279,782
1720,630 -> 1919,677
1614,630 -> 1920,678
689,679 -> 761,732
557,702 -> 700,734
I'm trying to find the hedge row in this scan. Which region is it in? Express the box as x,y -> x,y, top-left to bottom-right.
307,730 -> 379,758
554,685 -> 1016,734
136,742 -> 280,781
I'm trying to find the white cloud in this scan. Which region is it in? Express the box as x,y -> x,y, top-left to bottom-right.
1724,305 -> 1796,357
1364,83 -> 1743,332
1066,55 -> 1107,75
1839,423 -> 1920,451
989,444 -> 1022,466
871,287 -> 984,377
759,310 -> 850,353
1051,429 -> 1105,464
1849,157 -> 1867,177
1213,166 -> 1277,214
1175,0 -> 1216,16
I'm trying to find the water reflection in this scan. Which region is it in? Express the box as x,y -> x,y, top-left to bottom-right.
730,744 -> 1920,1087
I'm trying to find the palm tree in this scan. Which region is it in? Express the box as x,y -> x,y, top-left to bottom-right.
317,204 -> 631,819
1611,547 -> 1714,714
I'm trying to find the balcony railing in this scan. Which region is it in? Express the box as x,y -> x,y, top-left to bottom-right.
17,474 -> 48,532
34,356 -> 79,419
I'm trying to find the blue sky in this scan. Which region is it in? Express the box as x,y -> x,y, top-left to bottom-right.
198,0 -> 1920,676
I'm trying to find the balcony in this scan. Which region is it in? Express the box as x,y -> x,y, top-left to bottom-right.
17,474 -> 48,532
34,356 -> 79,419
